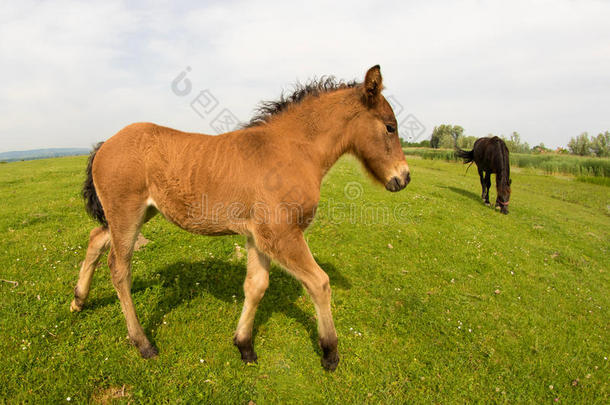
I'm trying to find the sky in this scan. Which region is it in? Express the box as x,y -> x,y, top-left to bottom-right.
0,0 -> 609,152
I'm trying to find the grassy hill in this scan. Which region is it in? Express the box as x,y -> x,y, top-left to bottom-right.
0,155 -> 608,403
0,148 -> 89,163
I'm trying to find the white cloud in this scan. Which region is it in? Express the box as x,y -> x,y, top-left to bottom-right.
0,0 -> 609,151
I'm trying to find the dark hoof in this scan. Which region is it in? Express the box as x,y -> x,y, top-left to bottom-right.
69,299 -> 83,312
139,345 -> 158,359
71,287 -> 86,312
234,337 -> 257,363
240,349 -> 258,364
321,351 -> 339,371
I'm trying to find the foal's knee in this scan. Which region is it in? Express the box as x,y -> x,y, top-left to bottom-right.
89,225 -> 107,241
110,267 -> 130,287
87,226 -> 110,253
108,254 -> 130,287
305,272 -> 331,302
244,272 -> 269,301
318,272 -> 331,292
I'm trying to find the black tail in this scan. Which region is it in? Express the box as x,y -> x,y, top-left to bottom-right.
83,142 -> 107,226
455,146 -> 474,164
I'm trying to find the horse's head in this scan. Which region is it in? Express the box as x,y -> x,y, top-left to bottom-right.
496,178 -> 511,214
348,65 -> 410,192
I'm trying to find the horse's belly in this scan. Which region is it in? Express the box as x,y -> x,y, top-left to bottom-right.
148,193 -> 249,236
172,214 -> 245,236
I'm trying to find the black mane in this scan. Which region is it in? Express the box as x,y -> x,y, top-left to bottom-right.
244,76 -> 360,128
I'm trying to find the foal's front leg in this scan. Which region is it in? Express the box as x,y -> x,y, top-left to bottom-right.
256,229 -> 339,370
234,237 -> 270,363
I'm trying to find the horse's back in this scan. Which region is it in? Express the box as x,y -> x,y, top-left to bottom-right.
472,136 -> 509,173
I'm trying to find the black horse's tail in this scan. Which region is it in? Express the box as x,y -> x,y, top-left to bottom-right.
83,142 -> 107,226
455,145 -> 474,163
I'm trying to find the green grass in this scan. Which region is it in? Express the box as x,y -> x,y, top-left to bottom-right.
576,176 -> 610,187
404,147 -> 610,177
1,155 -> 608,403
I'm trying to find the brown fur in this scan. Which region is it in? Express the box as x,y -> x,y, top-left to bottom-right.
71,65 -> 410,370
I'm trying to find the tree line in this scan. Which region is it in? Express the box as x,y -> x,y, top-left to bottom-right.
402,125 -> 610,157
566,132 -> 610,157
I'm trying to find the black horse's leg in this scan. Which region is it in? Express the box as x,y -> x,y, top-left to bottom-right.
484,171 -> 492,205
478,168 -> 486,201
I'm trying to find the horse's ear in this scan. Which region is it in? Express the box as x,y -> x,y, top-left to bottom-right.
363,65 -> 383,107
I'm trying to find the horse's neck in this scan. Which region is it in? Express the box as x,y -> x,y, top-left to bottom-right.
270,90 -> 359,179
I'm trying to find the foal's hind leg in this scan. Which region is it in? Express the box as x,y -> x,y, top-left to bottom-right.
70,226 -> 111,312
107,204 -> 157,358
234,236 -> 270,363
255,228 -> 339,371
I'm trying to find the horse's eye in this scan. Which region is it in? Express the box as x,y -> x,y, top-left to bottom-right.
386,124 -> 396,133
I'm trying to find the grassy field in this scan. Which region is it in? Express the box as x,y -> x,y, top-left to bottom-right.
0,154 -> 608,403
403,147 -> 610,179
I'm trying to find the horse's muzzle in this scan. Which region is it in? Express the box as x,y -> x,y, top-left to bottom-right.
496,199 -> 509,214
385,171 -> 411,192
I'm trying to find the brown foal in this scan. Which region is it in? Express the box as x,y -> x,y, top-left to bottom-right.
71,65 -> 410,370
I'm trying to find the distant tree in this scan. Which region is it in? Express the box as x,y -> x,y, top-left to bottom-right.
430,125 -> 464,149
568,132 -> 592,156
430,126 -> 444,148
458,136 -> 477,149
591,131 -> 610,157
503,131 -> 531,154
439,134 -> 455,149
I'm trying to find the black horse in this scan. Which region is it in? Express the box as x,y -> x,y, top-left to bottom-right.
455,136 -> 511,214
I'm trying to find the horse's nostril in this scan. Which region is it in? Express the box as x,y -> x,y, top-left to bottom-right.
385,177 -> 402,192
404,172 -> 411,185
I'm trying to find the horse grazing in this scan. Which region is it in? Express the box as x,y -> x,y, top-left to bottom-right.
455,136 -> 511,214
71,65 -> 410,371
